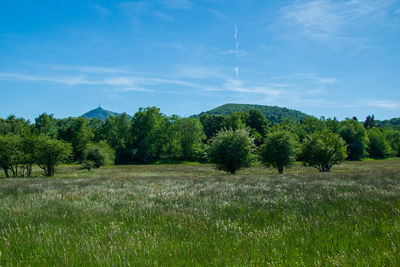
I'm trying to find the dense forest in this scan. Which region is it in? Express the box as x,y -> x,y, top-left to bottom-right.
194,103 -> 308,124
0,106 -> 399,177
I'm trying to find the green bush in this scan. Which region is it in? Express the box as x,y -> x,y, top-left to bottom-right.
82,141 -> 115,170
301,130 -> 347,172
207,128 -> 255,174
259,130 -> 298,174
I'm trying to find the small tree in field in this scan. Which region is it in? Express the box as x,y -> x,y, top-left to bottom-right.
260,131 -> 298,174
82,141 -> 115,170
207,128 -> 254,174
301,130 -> 347,172
35,135 -> 72,177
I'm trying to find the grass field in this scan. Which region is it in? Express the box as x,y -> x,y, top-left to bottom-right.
1,159 -> 400,266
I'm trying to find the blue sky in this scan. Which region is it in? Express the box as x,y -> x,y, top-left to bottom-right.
1,0 -> 400,121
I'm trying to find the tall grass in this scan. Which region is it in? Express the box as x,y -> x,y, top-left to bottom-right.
0,159 -> 399,266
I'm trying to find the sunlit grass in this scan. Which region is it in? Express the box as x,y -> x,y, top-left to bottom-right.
0,159 -> 400,265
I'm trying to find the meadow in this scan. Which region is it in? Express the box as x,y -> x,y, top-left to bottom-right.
0,159 -> 400,266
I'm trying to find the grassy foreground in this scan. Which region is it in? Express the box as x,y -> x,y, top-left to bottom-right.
0,159 -> 400,266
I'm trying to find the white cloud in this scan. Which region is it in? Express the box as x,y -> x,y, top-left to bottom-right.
279,0 -> 396,46
163,0 -> 192,10
153,11 -> 175,21
91,4 -> 110,17
52,65 -> 136,74
365,100 -> 400,109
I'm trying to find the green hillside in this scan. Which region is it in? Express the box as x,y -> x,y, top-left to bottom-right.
376,118 -> 400,130
81,107 -> 120,121
195,103 -> 309,123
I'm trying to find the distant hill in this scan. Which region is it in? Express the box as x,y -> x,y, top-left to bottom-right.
194,103 -> 309,123
376,118 -> 400,130
81,107 -> 120,121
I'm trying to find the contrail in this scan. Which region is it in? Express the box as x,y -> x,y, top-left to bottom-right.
234,25 -> 239,78
235,24 -> 238,40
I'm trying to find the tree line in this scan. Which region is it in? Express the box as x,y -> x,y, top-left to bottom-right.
0,108 -> 399,177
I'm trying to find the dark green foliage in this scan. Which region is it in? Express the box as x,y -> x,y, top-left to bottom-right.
200,114 -> 225,139
326,117 -> 340,133
131,107 -> 168,163
35,113 -> 58,138
81,107 -> 120,121
175,118 -> 205,161
0,134 -> 24,177
339,119 -> 368,160
296,116 -> 326,142
385,129 -> 400,156
82,141 -> 115,170
367,128 -> 390,159
102,114 -> 132,164
259,131 -> 297,173
364,115 -> 375,129
301,130 -> 347,172
34,135 -> 72,176
195,103 -> 308,124
207,128 -> 255,174
222,111 -> 246,130
376,117 -> 400,130
245,109 -> 270,145
69,117 -> 94,161
0,115 -> 31,135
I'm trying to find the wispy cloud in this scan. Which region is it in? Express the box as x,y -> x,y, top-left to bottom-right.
365,100 -> 400,109
153,10 -> 175,21
0,68 -> 349,109
91,4 -> 110,17
52,65 -> 137,74
279,0 -> 396,47
162,0 -> 192,10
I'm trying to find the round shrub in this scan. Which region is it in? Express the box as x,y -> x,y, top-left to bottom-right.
207,128 -> 255,174
82,141 -> 115,170
260,130 -> 298,174
300,130 -> 347,172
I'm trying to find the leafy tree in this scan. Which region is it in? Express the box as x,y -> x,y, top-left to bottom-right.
35,113 -> 58,138
102,114 -> 132,164
367,128 -> 390,159
34,135 -> 72,177
385,129 -> 400,157
131,107 -> 168,163
326,117 -> 340,133
245,109 -> 270,146
364,115 -> 375,130
0,134 -> 24,177
296,117 -> 326,142
259,131 -> 298,174
207,128 -> 255,174
70,117 -> 94,161
339,119 -> 368,160
300,130 -> 347,172
222,112 -> 246,131
0,115 -> 31,135
176,118 -> 205,161
245,109 -> 270,136
20,132 -> 38,177
200,114 -> 225,140
57,117 -> 75,143
82,141 -> 115,170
